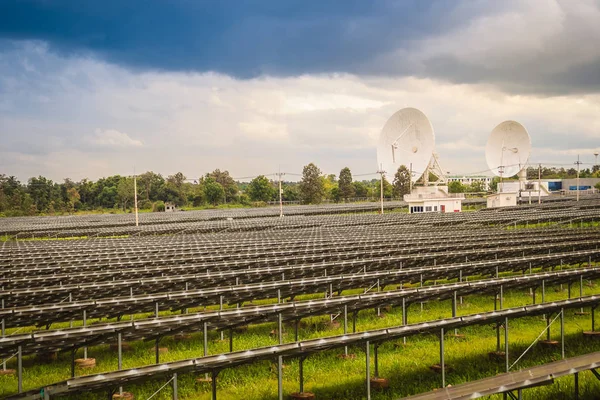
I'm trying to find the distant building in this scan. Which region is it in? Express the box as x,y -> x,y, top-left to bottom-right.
447,175 -> 492,191
404,186 -> 464,213
561,178 -> 600,194
165,202 -> 178,212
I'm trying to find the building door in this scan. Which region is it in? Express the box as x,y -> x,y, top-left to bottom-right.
441,205 -> 445,213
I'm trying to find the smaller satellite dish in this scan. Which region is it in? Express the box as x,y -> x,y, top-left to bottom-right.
377,108 -> 435,182
485,121 -> 531,178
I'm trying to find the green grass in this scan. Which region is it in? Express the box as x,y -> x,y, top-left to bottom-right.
3,279 -> 600,399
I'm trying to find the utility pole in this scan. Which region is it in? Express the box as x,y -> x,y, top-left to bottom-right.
134,169 -> 139,227
276,168 -> 285,217
538,164 -> 542,204
377,164 -> 386,214
575,155 -> 582,202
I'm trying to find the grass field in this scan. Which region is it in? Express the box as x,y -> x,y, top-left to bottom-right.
2,273 -> 600,399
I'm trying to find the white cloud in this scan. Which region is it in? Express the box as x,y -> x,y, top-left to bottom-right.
87,129 -> 143,147
1,43 -> 600,182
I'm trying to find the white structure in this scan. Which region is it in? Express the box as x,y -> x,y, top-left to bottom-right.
499,181 -> 550,198
165,202 -> 178,212
377,108 -> 435,184
487,192 -> 518,208
404,186 -> 464,213
447,175 -> 492,191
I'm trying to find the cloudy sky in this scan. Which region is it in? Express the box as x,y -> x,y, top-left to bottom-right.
0,0 -> 599,182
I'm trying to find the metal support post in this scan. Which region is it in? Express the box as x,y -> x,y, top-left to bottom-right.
344,305 -> 348,356
575,372 -> 579,399
561,309 -> 565,359
452,291 -> 458,336
204,322 -> 209,380
277,356 -> 283,400
83,310 -> 88,359
220,296 -> 224,341
459,270 -> 463,304
542,280 -> 545,303
353,311 -> 357,333
402,298 -> 407,345
365,341 -> 371,400
580,275 -> 584,313
229,329 -> 233,352
440,328 -> 445,387
504,317 -> 509,372
376,279 -> 381,316
420,274 -> 424,312
295,319 -> 299,342
172,373 -> 178,400
211,370 -> 218,400
17,345 -> 22,393
118,332 -> 123,395
278,313 -> 283,344
299,356 -> 305,393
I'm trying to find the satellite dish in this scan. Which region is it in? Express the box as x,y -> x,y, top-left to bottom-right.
377,108 -> 435,182
485,121 -> 531,177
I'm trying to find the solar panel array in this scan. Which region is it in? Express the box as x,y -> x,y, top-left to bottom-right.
1,197 -> 600,399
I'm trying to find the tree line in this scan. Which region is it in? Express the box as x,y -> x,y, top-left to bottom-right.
0,164 -> 412,216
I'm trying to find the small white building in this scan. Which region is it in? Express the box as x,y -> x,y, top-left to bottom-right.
487,192 -> 518,208
165,202 -> 178,212
404,186 -> 464,214
499,181 -> 550,199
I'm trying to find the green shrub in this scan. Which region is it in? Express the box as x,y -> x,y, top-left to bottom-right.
152,201 -> 165,212
138,199 -> 152,210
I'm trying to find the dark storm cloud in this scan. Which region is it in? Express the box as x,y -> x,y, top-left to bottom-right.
1,1 -> 599,94
0,1 -> 462,75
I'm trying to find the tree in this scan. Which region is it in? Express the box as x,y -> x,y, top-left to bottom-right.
247,175 -> 275,202
489,177 -> 500,192
374,176 -> 393,198
322,174 -> 337,201
299,163 -> 325,204
116,177 -> 135,210
352,181 -> 369,198
27,176 -> 56,212
468,180 -> 486,193
338,167 -> 354,201
138,171 -> 165,201
448,181 -> 466,193
392,165 -> 411,199
208,169 -> 238,202
204,177 -> 225,206
66,187 -> 80,213
595,182 -> 600,191
283,184 -> 300,202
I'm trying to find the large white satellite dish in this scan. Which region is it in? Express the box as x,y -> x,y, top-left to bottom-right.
485,121 -> 531,178
377,108 -> 435,182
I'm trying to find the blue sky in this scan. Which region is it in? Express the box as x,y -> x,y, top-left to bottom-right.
1,0 -> 599,181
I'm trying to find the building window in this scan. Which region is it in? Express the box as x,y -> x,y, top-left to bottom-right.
434,206 -> 438,211
425,206 -> 432,212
